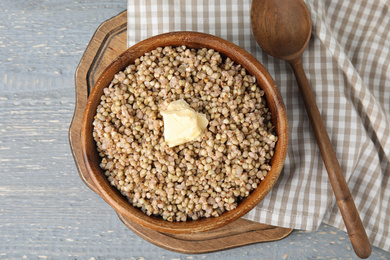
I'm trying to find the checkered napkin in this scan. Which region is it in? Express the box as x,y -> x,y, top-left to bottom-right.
127,0 -> 390,251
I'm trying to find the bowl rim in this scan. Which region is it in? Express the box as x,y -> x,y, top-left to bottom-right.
81,31 -> 288,234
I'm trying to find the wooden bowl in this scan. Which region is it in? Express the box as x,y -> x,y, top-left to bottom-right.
81,31 -> 288,234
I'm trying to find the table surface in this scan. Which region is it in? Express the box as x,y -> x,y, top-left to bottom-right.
1,1 -> 389,259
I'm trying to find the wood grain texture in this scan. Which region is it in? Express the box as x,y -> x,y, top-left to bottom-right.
71,11 -> 293,252
119,215 -> 293,254
72,10 -> 128,194
1,1 -> 390,258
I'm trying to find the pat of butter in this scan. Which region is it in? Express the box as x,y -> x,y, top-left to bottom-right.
160,99 -> 208,147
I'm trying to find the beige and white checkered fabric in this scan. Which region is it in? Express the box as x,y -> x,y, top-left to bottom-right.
127,0 -> 390,251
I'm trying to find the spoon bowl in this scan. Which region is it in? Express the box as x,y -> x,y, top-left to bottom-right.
251,0 -> 371,258
251,0 -> 311,62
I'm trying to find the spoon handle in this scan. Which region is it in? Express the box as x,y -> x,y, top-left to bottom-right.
289,58 -> 372,259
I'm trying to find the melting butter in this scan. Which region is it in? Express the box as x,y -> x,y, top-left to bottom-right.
160,99 -> 208,147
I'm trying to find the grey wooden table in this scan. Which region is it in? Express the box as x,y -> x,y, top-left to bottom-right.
1,1 -> 389,259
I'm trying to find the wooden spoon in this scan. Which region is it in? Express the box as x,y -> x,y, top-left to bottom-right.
251,0 -> 371,258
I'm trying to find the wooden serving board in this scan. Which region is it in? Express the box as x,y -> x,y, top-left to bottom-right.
69,10 -> 293,254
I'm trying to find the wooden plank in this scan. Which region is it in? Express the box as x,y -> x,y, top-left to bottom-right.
2,1 -> 390,258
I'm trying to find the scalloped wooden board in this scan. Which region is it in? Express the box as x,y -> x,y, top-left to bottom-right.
69,10 -> 293,254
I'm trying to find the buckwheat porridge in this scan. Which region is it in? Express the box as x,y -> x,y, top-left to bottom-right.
92,46 -> 278,222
